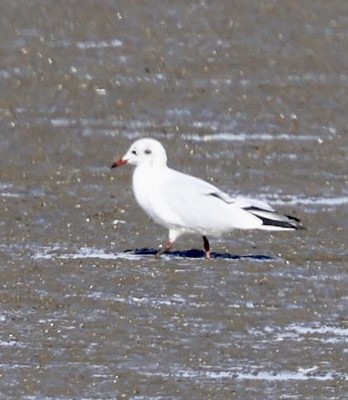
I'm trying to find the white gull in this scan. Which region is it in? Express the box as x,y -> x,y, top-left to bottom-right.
111,138 -> 305,258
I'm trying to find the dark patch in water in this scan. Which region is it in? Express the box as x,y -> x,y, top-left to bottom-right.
125,248 -> 273,260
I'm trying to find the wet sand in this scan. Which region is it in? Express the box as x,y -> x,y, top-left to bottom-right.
1,1 -> 347,399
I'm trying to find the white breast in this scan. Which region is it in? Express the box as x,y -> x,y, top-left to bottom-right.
132,166 -> 182,228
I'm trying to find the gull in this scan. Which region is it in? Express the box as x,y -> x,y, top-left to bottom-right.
111,138 -> 305,258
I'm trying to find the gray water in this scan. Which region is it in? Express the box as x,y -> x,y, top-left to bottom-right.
1,1 -> 347,399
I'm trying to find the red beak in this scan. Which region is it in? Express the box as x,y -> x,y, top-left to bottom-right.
111,159 -> 128,169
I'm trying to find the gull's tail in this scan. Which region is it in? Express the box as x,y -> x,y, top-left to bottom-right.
244,206 -> 306,231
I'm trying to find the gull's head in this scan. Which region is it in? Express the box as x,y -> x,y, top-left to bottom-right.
111,138 -> 168,169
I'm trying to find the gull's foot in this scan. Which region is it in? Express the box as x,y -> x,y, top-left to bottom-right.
155,241 -> 173,258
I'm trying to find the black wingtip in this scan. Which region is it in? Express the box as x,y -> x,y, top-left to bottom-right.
295,224 -> 306,231
286,214 -> 306,230
286,214 -> 301,223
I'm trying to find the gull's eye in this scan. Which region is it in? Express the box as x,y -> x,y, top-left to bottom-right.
131,150 -> 137,155
144,149 -> 152,155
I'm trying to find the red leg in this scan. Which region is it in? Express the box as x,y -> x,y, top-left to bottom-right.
202,236 -> 211,259
155,241 -> 173,258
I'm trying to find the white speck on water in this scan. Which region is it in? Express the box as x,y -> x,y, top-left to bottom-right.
95,88 -> 107,95
75,39 -> 123,49
113,219 -> 126,225
184,132 -> 322,142
142,367 -> 346,382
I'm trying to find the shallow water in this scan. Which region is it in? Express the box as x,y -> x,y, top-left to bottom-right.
1,1 -> 347,399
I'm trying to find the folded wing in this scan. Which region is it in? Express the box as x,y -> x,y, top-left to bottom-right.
155,169 -> 304,233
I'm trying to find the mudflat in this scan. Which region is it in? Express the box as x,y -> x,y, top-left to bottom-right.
1,1 -> 347,399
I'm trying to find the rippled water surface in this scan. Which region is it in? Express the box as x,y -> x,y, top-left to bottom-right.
1,1 -> 347,399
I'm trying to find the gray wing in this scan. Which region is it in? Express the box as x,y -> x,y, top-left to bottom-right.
155,169 -> 303,231
154,170 -> 260,231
